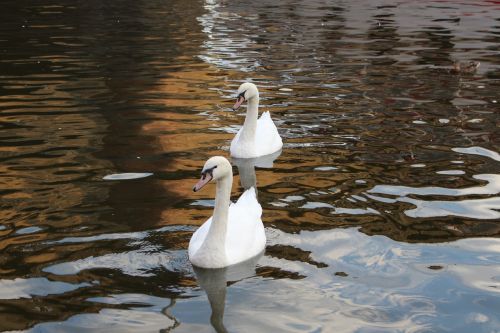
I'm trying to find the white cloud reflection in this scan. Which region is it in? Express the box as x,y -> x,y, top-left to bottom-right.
366,146 -> 500,219
242,227 -> 500,332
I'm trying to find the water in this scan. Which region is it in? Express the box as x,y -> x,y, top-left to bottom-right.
0,0 -> 499,332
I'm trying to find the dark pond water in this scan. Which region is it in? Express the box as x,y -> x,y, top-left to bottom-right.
1,0 -> 500,332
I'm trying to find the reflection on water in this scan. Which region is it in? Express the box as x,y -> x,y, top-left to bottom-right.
193,254 -> 262,333
258,227 -> 500,332
367,147 -> 500,219
0,0 -> 500,331
232,149 -> 281,190
0,278 -> 88,300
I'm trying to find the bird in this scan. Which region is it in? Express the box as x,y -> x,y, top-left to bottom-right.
188,156 -> 266,268
451,60 -> 480,74
230,82 -> 283,158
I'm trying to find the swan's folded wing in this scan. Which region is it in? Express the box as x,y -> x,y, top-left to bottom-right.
256,111 -> 283,155
225,188 -> 266,264
234,187 -> 262,218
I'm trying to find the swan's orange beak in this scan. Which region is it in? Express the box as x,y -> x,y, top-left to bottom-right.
232,95 -> 245,110
193,173 -> 212,192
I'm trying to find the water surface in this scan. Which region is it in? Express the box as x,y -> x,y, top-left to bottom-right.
0,0 -> 499,332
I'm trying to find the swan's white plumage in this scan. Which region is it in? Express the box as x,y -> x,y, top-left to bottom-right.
189,187 -> 266,268
230,83 -> 283,158
231,111 -> 283,158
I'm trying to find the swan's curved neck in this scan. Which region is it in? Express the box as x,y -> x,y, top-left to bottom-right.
212,175 -> 232,228
202,171 -> 232,257
240,97 -> 259,143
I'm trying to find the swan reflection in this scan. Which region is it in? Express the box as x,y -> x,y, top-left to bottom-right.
193,253 -> 262,333
232,149 -> 282,190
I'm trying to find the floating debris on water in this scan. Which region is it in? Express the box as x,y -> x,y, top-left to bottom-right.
103,173 -> 153,180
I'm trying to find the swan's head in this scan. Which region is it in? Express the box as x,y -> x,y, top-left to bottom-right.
233,82 -> 259,110
193,156 -> 232,192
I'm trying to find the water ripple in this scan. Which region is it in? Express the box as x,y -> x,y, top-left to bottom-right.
1,0 -> 500,331
0,278 -> 89,300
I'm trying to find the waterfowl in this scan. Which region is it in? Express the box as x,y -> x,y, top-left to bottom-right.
188,156 -> 266,268
230,82 -> 283,158
451,60 -> 480,74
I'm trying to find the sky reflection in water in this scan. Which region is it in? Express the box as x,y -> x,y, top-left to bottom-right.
25,228 -> 500,333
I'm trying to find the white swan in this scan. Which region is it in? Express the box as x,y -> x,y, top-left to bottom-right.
188,156 -> 266,268
230,82 -> 283,158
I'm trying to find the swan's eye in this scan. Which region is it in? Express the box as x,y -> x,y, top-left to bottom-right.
237,90 -> 246,101
201,165 -> 217,179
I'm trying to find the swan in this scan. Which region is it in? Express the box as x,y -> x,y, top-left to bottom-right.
230,82 -> 283,158
189,156 -> 266,268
